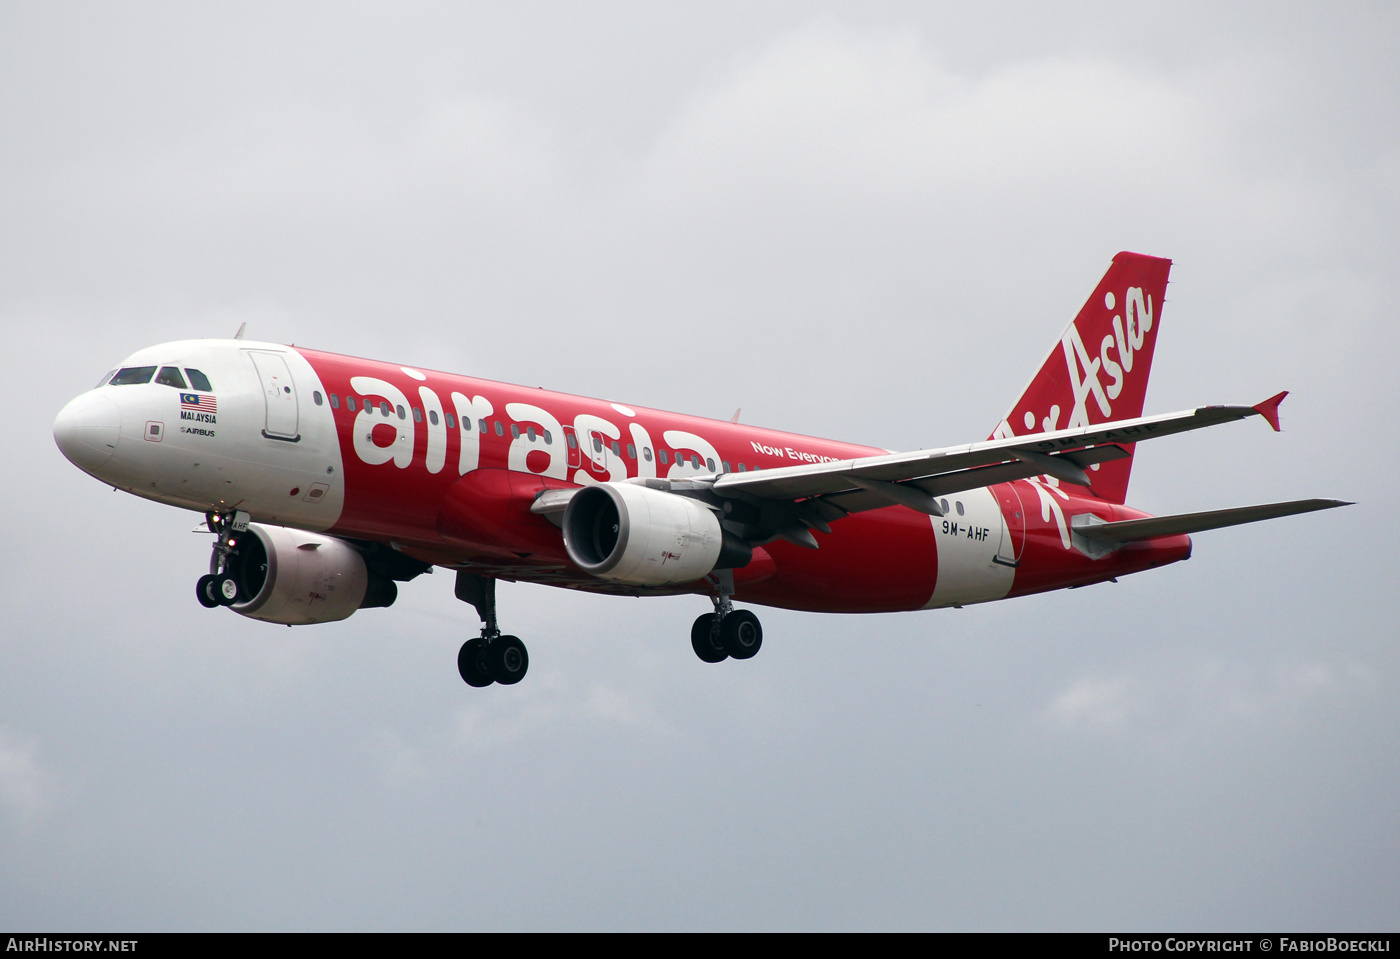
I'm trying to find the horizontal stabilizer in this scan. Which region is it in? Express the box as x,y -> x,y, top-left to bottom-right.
1075,498 -> 1351,545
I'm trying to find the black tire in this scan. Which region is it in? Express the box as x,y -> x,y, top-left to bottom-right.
490,635 -> 529,685
215,574 -> 240,606
720,609 -> 763,660
691,613 -> 727,663
458,638 -> 495,687
196,575 -> 221,609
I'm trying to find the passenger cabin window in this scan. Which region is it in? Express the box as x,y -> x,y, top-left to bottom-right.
658,450 -> 669,465
396,405 -> 406,420
380,401 -> 390,417
428,410 -> 438,426
313,391 -> 323,406
543,430 -> 552,445
110,366 -> 157,386
478,419 -> 487,433
346,396 -> 357,411
626,443 -> 636,459
511,424 -> 520,439
526,426 -> 536,441
184,369 -> 213,391
722,461 -> 731,473
611,441 -> 621,457
643,447 -> 652,462
705,457 -> 715,471
445,413 -> 456,428
494,421 -> 503,437
413,408 -> 422,423
330,393 -> 340,409
566,432 -> 577,449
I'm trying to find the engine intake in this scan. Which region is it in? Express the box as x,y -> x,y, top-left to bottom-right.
226,524 -> 396,625
562,483 -> 751,586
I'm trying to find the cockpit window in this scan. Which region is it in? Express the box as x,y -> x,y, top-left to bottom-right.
109,366 -> 157,386
156,366 -> 187,389
185,368 -> 213,392
95,370 -> 116,388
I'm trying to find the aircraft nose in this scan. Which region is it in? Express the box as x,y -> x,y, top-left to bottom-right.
53,391 -> 121,474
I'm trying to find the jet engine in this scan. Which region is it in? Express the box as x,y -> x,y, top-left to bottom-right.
561,483 -> 751,586
224,523 -> 398,625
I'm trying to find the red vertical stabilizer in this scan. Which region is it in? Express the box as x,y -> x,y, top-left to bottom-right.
991,251 -> 1172,504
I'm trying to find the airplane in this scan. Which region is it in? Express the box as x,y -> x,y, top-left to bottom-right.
52,252 -> 1348,688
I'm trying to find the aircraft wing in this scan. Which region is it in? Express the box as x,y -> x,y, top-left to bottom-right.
532,395 -> 1294,547
709,398 -> 1285,515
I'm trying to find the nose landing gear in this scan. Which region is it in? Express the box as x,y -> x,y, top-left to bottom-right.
454,572 -> 530,687
196,510 -> 250,608
691,570 -> 763,664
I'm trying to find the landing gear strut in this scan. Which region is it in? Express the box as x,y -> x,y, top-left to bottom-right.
454,572 -> 529,687
691,570 -> 763,663
196,510 -> 249,608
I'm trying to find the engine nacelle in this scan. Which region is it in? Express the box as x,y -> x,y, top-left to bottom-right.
561,483 -> 751,586
226,524 -> 395,626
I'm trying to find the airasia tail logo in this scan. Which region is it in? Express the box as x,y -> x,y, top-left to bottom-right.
1059,287 -> 1153,430
992,283 -> 1158,545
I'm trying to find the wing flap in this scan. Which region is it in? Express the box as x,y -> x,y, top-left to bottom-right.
821,445 -> 1132,515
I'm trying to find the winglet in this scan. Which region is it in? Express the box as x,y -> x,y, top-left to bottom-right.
1252,391 -> 1288,431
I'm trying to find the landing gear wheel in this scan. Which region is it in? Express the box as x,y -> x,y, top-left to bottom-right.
215,574 -> 239,606
458,638 -> 495,687
196,575 -> 221,609
720,609 -> 763,660
691,613 -> 728,663
490,635 -> 529,685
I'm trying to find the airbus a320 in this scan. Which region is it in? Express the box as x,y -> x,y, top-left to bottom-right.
53,252 -> 1347,687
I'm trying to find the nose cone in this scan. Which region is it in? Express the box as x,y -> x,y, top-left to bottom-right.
54,391 -> 121,475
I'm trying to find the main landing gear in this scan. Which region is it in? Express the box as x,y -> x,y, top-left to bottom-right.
454,572 -> 529,687
196,509 -> 249,609
691,570 -> 763,664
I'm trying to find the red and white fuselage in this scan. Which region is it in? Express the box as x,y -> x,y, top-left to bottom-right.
53,252 -> 1341,683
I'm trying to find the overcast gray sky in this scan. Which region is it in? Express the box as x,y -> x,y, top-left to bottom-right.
2,1 -> 1396,931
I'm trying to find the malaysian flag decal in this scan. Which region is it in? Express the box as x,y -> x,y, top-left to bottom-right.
180,393 -> 218,413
